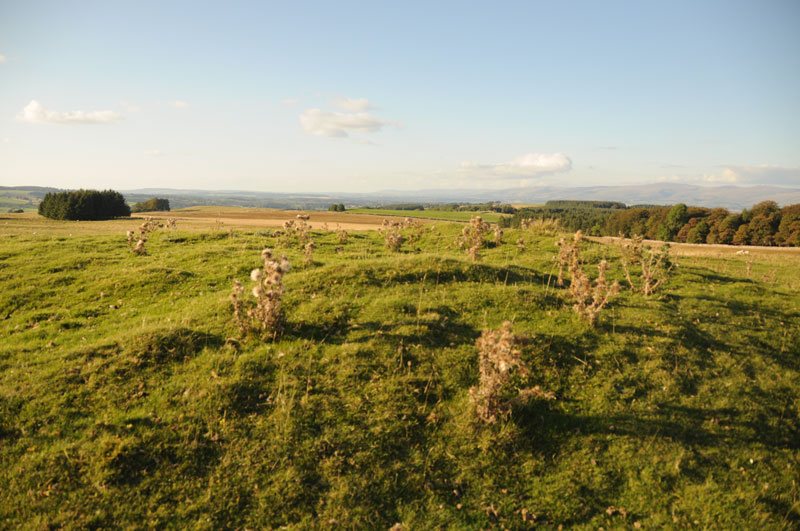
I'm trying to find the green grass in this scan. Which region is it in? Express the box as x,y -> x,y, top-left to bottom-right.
347,208 -> 507,223
1,218 -> 799,529
0,190 -> 40,212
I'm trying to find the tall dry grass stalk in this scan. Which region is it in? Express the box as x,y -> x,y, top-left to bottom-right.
469,321 -> 554,423
231,248 -> 291,339
618,235 -> 674,296
521,216 -> 560,235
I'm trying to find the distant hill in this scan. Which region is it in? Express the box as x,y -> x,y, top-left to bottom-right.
4,183 -> 799,212
121,183 -> 800,211
0,186 -> 60,212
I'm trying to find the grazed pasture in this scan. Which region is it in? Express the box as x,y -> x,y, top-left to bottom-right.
1,211 -> 798,529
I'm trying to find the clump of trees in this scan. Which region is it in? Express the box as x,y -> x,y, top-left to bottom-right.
132,197 -> 170,213
501,201 -> 617,234
607,201 -> 800,246
328,203 -> 346,212
503,200 -> 799,247
38,190 -> 130,220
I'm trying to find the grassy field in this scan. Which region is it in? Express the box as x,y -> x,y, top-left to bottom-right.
1,212 -> 799,528
346,208 -> 507,223
0,190 -> 39,213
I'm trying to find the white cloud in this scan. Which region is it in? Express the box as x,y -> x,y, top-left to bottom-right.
718,165 -> 800,186
144,149 -> 163,157
0,54 -> 6,63
658,165 -> 800,186
282,97 -> 300,105
300,108 -> 390,138
460,152 -> 572,178
17,100 -> 124,125
333,96 -> 374,112
171,100 -> 190,108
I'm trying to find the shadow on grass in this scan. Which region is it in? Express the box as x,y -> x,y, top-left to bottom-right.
126,328 -> 224,367
300,258 -> 548,293
102,416 -> 222,487
514,402 -> 799,460
684,267 -> 755,286
354,304 -> 480,351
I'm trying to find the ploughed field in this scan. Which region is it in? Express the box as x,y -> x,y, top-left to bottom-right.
0,210 -> 798,529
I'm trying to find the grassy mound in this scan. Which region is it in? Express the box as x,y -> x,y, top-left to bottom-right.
1,218 -> 798,528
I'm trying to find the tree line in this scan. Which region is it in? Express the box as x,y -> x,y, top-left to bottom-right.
502,200 -> 800,246
38,190 -> 130,220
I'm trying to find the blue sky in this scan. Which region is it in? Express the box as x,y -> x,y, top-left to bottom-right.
1,0 -> 798,192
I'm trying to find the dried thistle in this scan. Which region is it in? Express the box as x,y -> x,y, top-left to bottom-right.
493,226 -> 503,246
555,230 -> 583,286
336,225 -> 349,244
303,241 -> 316,266
556,231 -> 618,324
126,217 -> 162,255
516,238 -> 526,252
379,219 -> 406,252
469,322 -> 554,423
230,248 -> 290,339
569,259 -> 619,325
457,216 -> 490,261
618,235 -> 674,296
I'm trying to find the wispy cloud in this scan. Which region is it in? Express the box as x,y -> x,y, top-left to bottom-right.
144,149 -> 164,157
333,96 -> 374,112
0,54 -> 7,63
300,108 -> 391,138
459,153 -> 572,178
282,97 -> 299,105
171,100 -> 190,108
658,165 -> 800,186
718,165 -> 800,186
655,173 -> 738,184
17,100 -> 124,125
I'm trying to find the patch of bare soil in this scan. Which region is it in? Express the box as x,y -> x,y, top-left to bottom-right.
133,208 -> 423,231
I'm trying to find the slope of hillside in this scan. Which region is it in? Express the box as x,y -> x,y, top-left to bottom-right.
1,215 -> 798,528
